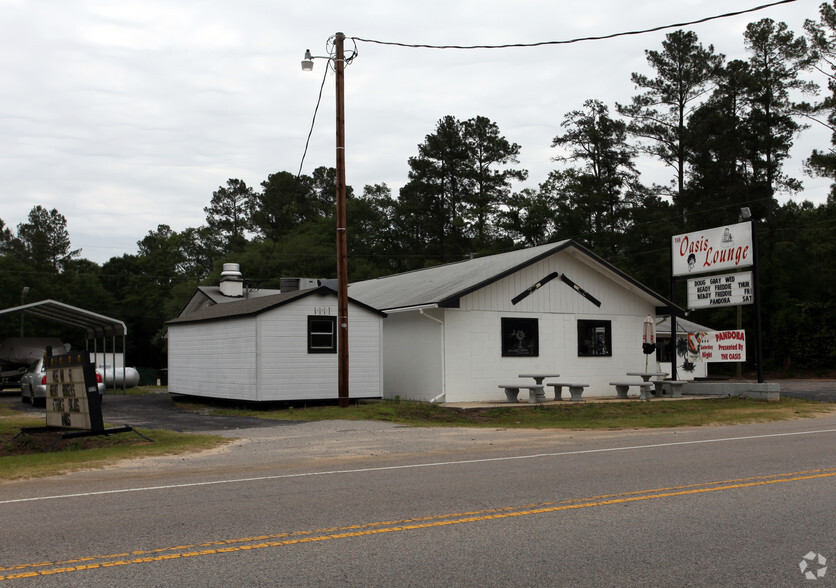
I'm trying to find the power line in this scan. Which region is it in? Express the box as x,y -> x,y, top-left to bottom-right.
296,58 -> 331,181
300,0 -> 801,182
352,0 -> 799,50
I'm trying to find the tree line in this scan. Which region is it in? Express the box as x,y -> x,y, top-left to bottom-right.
2,6 -> 835,373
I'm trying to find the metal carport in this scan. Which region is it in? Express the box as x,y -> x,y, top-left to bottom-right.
0,299 -> 129,393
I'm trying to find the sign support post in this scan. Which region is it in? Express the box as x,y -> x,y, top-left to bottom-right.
750,219 -> 764,383
671,220 -> 763,382
670,275 -> 678,381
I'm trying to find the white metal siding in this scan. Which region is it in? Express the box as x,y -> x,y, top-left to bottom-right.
257,299 -> 383,401
460,251 -> 648,316
167,295 -> 382,402
439,251 -> 658,402
381,311 -> 443,401
168,318 -> 258,401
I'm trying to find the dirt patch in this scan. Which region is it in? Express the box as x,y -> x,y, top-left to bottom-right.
3,428 -> 151,456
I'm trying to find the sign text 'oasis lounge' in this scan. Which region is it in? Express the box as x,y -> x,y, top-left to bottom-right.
671,221 -> 754,277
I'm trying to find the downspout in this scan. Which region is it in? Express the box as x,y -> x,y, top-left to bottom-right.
255,314 -> 261,402
122,334 -> 127,394
419,309 -> 446,403
112,335 -> 117,394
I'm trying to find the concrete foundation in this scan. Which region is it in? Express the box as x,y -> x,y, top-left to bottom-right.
681,381 -> 781,401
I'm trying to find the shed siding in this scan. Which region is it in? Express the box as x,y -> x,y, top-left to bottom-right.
167,295 -> 382,402
168,318 -> 258,400
257,300 -> 383,401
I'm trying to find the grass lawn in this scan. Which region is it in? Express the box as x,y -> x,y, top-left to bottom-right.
2,392 -> 832,482
172,396 -> 835,430
0,402 -> 228,482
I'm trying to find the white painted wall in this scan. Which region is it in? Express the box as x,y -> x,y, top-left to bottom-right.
460,250 -> 650,316
378,310 -> 444,401
168,295 -> 383,401
440,310 -> 655,401
168,317 -> 258,400
256,299 -> 383,401
384,250 -> 664,402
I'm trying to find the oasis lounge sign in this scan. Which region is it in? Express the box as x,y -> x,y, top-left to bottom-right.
672,221 -> 753,278
670,220 -> 762,380
672,222 -> 755,311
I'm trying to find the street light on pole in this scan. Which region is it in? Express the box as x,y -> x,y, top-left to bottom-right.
302,33 -> 351,407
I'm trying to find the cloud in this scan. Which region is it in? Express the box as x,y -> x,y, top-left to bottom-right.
0,0 -> 830,264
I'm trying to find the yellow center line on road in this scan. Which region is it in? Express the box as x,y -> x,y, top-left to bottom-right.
2,467 -> 834,581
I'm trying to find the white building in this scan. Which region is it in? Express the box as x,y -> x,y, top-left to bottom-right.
167,284 -> 385,402
348,240 -> 682,402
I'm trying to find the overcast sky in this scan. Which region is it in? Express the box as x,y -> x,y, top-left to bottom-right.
1,0 -> 829,264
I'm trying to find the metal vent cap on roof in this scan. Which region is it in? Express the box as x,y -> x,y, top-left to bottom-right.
220,263 -> 244,297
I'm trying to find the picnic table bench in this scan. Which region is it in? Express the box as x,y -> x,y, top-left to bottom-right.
653,380 -> 687,398
546,382 -> 589,402
498,384 -> 545,403
609,381 -> 653,400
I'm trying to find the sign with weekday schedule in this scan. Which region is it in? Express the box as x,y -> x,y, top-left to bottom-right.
687,271 -> 754,310
45,351 -> 103,430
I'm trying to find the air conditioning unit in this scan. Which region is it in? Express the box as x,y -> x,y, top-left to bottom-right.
280,278 -> 320,292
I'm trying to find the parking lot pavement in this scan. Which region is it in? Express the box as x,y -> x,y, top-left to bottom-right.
774,379 -> 836,403
0,390 -> 298,433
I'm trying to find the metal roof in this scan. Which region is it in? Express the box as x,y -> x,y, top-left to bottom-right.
196,285 -> 282,304
167,285 -> 386,326
347,240 -> 681,314
655,316 -> 712,335
0,299 -> 127,338
167,288 -> 321,324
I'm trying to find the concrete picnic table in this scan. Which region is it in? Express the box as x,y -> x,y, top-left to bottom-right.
518,373 -> 561,385
626,372 -> 669,398
626,371 -> 669,382
518,374 -> 560,403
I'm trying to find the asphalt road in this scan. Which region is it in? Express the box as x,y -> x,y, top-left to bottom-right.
0,383 -> 834,586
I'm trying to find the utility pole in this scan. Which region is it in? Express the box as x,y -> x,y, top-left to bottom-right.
335,32 -> 350,407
